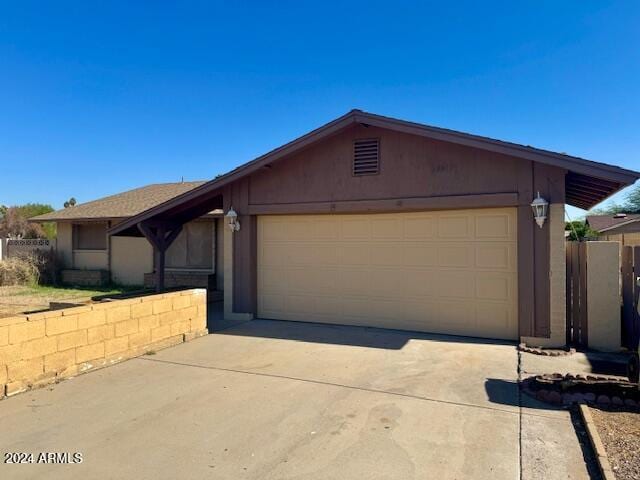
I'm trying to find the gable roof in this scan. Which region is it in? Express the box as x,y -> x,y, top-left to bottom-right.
586,214 -> 640,233
31,181 -> 208,222
110,109 -> 640,236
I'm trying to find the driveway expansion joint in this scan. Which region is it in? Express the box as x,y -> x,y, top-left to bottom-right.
138,356 -> 520,416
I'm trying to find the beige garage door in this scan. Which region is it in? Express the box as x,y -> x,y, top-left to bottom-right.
257,208 -> 518,340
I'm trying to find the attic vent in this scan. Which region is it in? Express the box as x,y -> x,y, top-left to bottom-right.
353,139 -> 380,176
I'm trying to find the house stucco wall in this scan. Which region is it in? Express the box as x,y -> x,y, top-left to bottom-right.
72,250 -> 109,270
56,222 -> 73,268
111,237 -> 153,286
586,242 -> 621,352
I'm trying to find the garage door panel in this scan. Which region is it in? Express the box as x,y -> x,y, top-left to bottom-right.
341,218 -> 371,239
313,218 -> 340,239
437,300 -> 476,326
403,270 -> 440,298
475,244 -> 514,270
435,271 -> 475,299
336,269 -> 372,295
285,295 -> 318,316
438,244 -> 473,268
339,244 -> 370,265
260,244 -> 289,266
257,208 -> 518,340
403,245 -> 438,267
437,215 -> 472,238
475,273 -> 512,301
371,217 -> 403,239
259,294 -> 285,314
259,267 -> 286,294
368,269 -> 407,296
475,213 -> 514,240
370,244 -> 400,266
403,216 -> 436,238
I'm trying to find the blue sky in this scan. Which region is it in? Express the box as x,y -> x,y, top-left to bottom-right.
1,1 -> 638,219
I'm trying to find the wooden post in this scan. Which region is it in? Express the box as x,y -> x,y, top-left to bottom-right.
138,221 -> 183,292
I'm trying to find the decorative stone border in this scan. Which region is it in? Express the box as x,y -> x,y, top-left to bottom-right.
521,374 -> 639,408
579,404 -> 617,480
518,343 -> 576,356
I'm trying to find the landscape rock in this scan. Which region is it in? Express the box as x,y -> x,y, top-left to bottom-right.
611,396 -> 624,406
536,390 -> 549,402
572,393 -> 585,404
548,391 -> 562,404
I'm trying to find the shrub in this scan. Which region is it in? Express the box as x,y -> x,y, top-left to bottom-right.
0,250 -> 61,287
0,256 -> 40,286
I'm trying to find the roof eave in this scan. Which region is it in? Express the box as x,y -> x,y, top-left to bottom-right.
109,109 -> 640,235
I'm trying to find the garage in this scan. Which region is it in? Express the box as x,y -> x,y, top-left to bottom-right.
257,208 -> 518,340
111,110 -> 640,346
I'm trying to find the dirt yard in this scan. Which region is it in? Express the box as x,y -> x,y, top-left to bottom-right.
0,285 -> 133,318
591,407 -> 640,480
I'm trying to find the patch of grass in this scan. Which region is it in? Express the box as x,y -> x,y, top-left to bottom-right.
13,284 -> 141,298
0,284 -> 150,318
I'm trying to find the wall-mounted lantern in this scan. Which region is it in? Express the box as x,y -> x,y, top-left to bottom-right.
226,207 -> 240,232
530,192 -> 549,228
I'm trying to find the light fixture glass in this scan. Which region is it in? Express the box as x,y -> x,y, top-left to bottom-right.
530,192 -> 549,228
226,207 -> 240,232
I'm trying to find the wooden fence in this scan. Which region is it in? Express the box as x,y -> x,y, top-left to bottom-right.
621,245 -> 640,350
567,242 -> 640,350
566,242 -> 588,348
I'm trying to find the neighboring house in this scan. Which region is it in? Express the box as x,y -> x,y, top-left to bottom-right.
31,182 -> 224,288
586,213 -> 640,246
104,110 -> 638,347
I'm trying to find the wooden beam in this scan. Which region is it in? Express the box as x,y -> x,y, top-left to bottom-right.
247,193 -> 519,216
137,220 -> 184,292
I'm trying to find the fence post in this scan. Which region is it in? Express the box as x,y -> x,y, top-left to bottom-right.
566,242 -> 573,346
622,246 -> 634,349
633,246 -> 640,350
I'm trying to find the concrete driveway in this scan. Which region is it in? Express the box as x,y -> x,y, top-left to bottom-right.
0,319 -> 593,479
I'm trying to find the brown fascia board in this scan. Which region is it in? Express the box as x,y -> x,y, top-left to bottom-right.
353,111 -> 640,185
109,109 -> 640,236
108,111 -> 359,235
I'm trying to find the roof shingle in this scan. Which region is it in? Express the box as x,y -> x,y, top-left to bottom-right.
31,182 -> 207,222
586,214 -> 640,232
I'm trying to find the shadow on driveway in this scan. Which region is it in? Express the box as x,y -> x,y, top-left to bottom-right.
215,317 -> 517,350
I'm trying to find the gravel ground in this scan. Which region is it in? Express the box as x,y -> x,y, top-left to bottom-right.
590,407 -> 640,480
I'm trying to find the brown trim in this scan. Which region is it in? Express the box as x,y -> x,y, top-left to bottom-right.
516,162 -> 535,337
517,206 -> 535,337
355,111 -> 638,183
532,163 -> 553,337
247,193 -> 519,216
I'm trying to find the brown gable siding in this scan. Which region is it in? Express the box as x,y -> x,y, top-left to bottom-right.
248,125 -> 524,206
224,124 -> 567,338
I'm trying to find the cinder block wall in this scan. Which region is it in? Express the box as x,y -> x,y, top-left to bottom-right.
586,242 -> 621,352
0,289 -> 207,398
